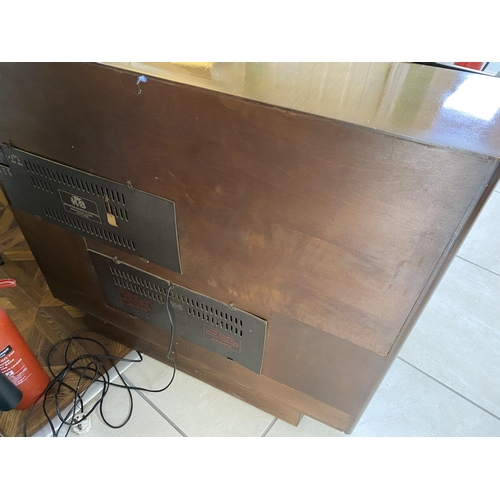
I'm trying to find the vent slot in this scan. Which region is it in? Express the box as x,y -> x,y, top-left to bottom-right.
174,292 -> 244,337
89,250 -> 266,374
43,206 -> 136,250
1,145 -> 181,273
30,176 -> 53,193
107,264 -> 245,337
109,266 -> 167,304
106,202 -> 128,221
25,159 -> 126,206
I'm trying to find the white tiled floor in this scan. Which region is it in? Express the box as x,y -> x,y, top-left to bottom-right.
69,185 -> 500,438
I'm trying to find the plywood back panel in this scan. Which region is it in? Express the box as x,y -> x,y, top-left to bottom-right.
2,63 -> 499,432
0,63 -> 496,355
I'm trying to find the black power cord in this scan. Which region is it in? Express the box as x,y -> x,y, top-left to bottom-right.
23,284 -> 177,437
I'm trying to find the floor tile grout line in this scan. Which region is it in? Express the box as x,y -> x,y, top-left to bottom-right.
397,356 -> 500,423
261,417 -> 278,437
456,255 -> 500,279
122,374 -> 188,437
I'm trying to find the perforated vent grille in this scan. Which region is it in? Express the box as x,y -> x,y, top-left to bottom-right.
30,176 -> 53,193
25,158 -> 128,222
1,144 -> 181,273
110,266 -> 167,304
43,207 -> 136,250
172,291 -> 244,336
106,203 -> 128,222
25,159 -> 126,204
107,265 -> 244,337
89,250 -> 266,373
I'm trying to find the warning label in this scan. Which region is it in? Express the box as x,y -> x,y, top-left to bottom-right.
0,345 -> 31,386
58,189 -> 102,224
120,289 -> 153,313
203,325 -> 241,353
0,345 -> 13,359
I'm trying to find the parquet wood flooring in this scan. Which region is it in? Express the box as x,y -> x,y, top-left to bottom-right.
0,190 -> 129,437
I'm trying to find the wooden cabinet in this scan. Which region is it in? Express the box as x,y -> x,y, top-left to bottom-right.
1,62 -> 499,432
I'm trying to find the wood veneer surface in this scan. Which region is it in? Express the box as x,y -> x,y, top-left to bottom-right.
1,62 -> 499,432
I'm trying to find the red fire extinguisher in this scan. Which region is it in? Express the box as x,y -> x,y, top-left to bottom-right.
454,62 -> 484,71
0,278 -> 50,409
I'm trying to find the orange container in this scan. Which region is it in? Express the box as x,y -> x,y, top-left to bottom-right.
454,62 -> 484,70
0,280 -> 49,409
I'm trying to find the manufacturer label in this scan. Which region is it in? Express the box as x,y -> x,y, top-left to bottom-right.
203,325 -> 241,353
169,300 -> 183,312
58,189 -> 102,223
0,345 -> 30,385
119,289 -> 154,313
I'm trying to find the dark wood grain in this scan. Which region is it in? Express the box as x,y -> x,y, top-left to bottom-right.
1,62 -> 499,433
16,210 -> 354,430
263,312 -> 387,417
346,160 -> 500,432
85,315 -> 303,427
85,314 -> 352,431
107,62 -> 500,158
1,63 -> 496,354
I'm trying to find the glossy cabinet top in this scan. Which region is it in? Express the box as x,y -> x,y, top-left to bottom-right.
105,62 -> 500,158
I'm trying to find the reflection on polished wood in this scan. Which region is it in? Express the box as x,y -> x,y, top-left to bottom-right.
107,62 -> 500,157
0,62 -> 499,433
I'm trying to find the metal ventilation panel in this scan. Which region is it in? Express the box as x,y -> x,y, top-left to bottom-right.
0,145 -> 181,273
88,250 -> 267,374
